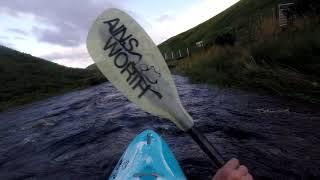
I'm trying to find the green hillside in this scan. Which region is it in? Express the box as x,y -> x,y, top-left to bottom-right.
0,45 -> 106,111
86,64 -> 96,70
86,63 -> 105,79
86,63 -> 99,71
159,0 -> 282,51
159,0 -> 320,103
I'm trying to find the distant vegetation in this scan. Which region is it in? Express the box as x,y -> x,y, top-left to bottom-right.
160,0 -> 320,103
0,45 -> 106,111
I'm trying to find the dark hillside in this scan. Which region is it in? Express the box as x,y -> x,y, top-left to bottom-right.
159,0 -> 284,52
0,45 -> 106,111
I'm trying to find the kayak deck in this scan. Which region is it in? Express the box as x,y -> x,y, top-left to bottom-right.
109,129 -> 186,180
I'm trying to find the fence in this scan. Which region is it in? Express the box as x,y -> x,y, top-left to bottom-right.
162,46 -> 205,61
161,2 -> 297,61
279,2 -> 296,27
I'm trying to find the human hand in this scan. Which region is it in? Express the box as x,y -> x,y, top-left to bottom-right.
212,158 -> 253,180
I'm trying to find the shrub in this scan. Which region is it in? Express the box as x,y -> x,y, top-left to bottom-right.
215,32 -> 236,46
294,0 -> 320,16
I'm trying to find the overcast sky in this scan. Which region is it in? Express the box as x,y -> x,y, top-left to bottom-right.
0,0 -> 239,68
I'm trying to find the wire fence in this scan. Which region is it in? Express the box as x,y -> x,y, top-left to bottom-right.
161,2 -> 299,61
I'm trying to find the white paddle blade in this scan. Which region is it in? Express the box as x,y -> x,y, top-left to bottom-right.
86,8 -> 194,131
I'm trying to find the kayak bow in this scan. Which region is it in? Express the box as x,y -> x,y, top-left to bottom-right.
109,130 -> 186,180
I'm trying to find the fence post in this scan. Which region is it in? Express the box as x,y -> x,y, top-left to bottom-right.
187,48 -> 190,57
164,52 -> 167,60
272,7 -> 277,39
179,49 -> 182,58
171,51 -> 174,60
278,4 -> 281,27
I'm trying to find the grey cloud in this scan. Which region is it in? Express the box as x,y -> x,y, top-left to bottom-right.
155,14 -> 173,22
127,10 -> 152,29
6,28 -> 28,36
42,50 -> 92,68
0,40 -> 15,49
43,51 -> 89,60
14,36 -> 26,40
32,26 -> 80,47
42,52 -> 63,60
0,36 -> 8,40
0,7 -> 20,17
53,58 -> 93,68
0,0 -> 128,47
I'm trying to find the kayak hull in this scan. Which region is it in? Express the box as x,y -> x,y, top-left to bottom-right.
109,129 -> 186,180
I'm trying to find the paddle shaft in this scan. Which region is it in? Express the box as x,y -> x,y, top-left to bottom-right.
187,127 -> 225,167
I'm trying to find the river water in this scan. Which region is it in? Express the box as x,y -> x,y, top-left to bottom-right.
0,75 -> 319,180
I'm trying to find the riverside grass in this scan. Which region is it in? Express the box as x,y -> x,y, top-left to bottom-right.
159,0 -> 319,103
172,26 -> 320,103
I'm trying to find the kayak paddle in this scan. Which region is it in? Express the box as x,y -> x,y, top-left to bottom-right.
86,8 -> 225,167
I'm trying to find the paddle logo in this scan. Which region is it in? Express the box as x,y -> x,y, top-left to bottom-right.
101,18 -> 162,99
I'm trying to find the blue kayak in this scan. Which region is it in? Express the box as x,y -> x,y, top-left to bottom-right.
109,129 -> 186,180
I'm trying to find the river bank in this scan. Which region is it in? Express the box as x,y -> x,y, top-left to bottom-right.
168,29 -> 320,104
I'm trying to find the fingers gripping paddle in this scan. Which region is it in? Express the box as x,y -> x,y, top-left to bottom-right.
86,8 -> 225,167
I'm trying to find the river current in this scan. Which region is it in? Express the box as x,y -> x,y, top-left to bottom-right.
0,75 -> 319,179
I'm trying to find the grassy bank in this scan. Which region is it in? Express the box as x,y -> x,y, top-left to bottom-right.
159,0 -> 319,103
173,26 -> 320,103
